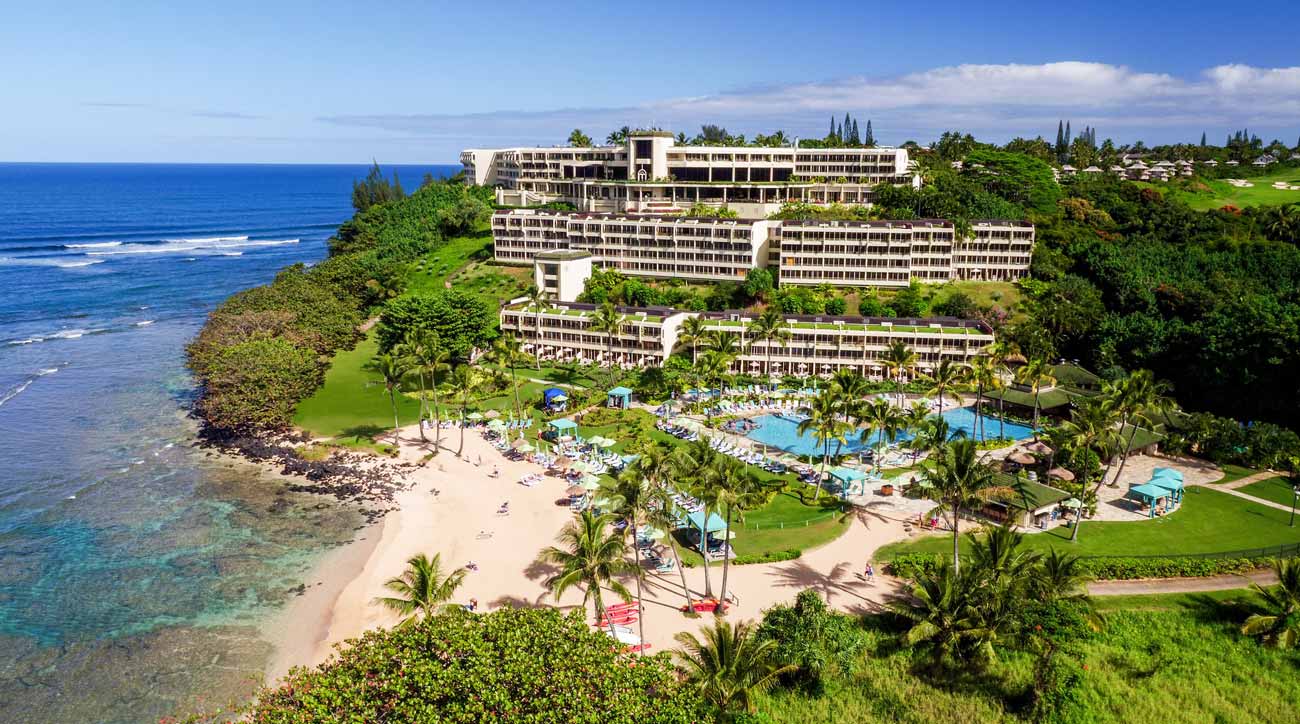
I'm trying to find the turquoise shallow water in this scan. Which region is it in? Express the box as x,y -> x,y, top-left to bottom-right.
0,163 -> 454,722
744,406 -> 1035,457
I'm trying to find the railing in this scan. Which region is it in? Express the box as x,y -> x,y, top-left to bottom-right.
1078,542 -> 1300,561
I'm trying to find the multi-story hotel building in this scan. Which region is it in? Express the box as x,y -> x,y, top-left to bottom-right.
492,209 -> 1032,287
498,299 -> 995,376
463,130 -> 917,217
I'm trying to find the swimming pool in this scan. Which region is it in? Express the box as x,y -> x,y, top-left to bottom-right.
743,407 -> 1035,458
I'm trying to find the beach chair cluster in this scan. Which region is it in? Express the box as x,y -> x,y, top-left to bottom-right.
704,397 -> 801,417
518,473 -> 543,488
656,420 -> 701,442
707,436 -> 787,474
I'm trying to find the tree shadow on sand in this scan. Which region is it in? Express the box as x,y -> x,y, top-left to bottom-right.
523,557 -> 562,583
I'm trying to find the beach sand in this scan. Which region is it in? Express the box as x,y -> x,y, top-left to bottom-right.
263,424 -> 911,682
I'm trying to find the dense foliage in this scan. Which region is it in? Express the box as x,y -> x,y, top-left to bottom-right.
376,288 -> 498,359
885,551 -> 1272,581
187,178 -> 492,433
250,607 -> 701,723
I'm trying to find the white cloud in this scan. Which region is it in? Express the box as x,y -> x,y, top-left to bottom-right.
318,62 -> 1300,148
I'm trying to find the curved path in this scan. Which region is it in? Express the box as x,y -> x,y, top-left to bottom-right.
1087,569 -> 1277,596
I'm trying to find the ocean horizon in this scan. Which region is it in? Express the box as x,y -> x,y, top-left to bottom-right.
0,162 -> 459,723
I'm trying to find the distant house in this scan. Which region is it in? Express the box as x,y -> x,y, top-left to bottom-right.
1253,154 -> 1277,166
1060,164 -> 1077,175
1202,159 -> 1219,167
1082,165 -> 1102,174
1109,165 -> 1126,174
1226,160 -> 1240,166
1290,152 -> 1300,161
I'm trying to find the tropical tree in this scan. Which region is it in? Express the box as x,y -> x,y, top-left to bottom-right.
445,363 -> 479,458
926,438 -> 1014,571
674,619 -> 796,720
797,390 -> 849,500
712,457 -> 773,609
1106,369 -> 1174,487
907,412 -> 953,466
969,354 -> 1004,442
368,353 -> 412,444
674,439 -> 723,598
637,446 -> 698,613
567,128 -> 592,147
830,369 -> 871,457
373,553 -> 467,627
678,315 -> 708,364
860,398 -> 904,473
925,359 -> 969,416
1241,558 -> 1300,649
1030,548 -> 1094,606
1015,357 -> 1056,435
890,561 -> 986,669
599,468 -> 654,650
525,285 -> 548,370
697,351 -> 732,423
881,341 -> 918,407
590,301 -> 626,383
1061,396 -> 1123,542
747,308 -> 791,388
541,510 -> 636,638
394,331 -> 435,443
705,328 -> 741,362
985,340 -> 1019,441
490,333 -> 526,429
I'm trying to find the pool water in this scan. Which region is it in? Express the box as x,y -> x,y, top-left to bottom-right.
744,407 -> 1034,458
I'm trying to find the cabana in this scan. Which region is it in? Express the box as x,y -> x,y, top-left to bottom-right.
547,417 -> 578,441
684,510 -> 729,558
829,466 -> 869,497
1128,482 -> 1173,518
1149,475 -> 1185,504
1151,467 -> 1183,481
543,387 -> 568,412
606,386 -> 633,409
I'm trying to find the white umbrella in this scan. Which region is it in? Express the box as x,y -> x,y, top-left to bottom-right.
1061,498 -> 1083,508
595,437 -> 616,448
466,412 -> 484,421
641,527 -> 666,540
517,442 -> 535,453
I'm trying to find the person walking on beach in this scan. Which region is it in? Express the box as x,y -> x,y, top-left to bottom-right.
864,562 -> 875,583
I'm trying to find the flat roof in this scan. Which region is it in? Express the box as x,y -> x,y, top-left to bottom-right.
534,250 -> 592,261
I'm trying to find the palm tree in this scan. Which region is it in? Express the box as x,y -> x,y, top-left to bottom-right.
445,364 -> 478,458
747,308 -> 791,388
860,398 -> 904,473
678,315 -> 708,364
1241,558 -> 1300,649
927,438 -> 1014,571
969,354 -> 1003,442
590,301 -> 626,383
1061,396 -> 1123,543
394,332 -> 432,443
1030,548 -> 1094,606
889,561 -> 984,669
368,353 -> 411,444
697,351 -> 732,423
525,286 -> 548,370
490,333 -> 526,429
704,328 -> 741,363
712,457 -> 771,610
830,369 -> 870,457
907,412 -> 953,466
674,439 -> 722,598
881,341 -> 918,407
797,390 -> 848,500
968,524 -> 1040,583
636,446 -> 698,613
674,619 -> 795,720
985,341 -> 1019,441
1107,369 -> 1174,487
925,359 -> 969,416
1014,357 -> 1056,436
600,468 -> 653,650
373,553 -> 467,627
415,336 -> 452,452
541,510 -> 636,638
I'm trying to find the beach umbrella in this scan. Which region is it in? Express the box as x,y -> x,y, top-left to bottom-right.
554,456 -> 573,469
581,475 -> 602,490
466,412 -> 484,421
1047,467 -> 1075,482
487,419 -> 506,430
1061,498 -> 1083,508
1023,441 -> 1051,455
1008,452 -> 1035,465
641,527 -> 666,540
565,485 -> 586,496
518,442 -> 535,453
484,409 -> 501,419
510,437 -> 528,449
595,437 -> 616,448
570,461 -> 591,473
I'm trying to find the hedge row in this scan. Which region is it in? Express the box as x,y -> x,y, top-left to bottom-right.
884,551 -> 1271,581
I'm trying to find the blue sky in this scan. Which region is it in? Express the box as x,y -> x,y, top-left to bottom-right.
2,0 -> 1298,163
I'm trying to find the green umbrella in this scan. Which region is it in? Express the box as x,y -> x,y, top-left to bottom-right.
1062,498 -> 1083,508
466,412 -> 484,421
518,442 -> 535,453
487,419 -> 506,429
570,461 -> 591,473
595,437 -> 616,448
641,527 -> 666,540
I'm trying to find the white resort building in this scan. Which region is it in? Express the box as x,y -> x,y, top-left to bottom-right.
498,299 -> 995,376
463,130 -> 917,217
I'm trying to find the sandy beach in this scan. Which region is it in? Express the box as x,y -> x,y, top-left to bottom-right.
263,423 -> 911,682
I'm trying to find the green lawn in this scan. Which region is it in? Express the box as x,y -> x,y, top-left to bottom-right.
1237,476 -> 1299,508
1091,587 -> 1257,613
293,334 -> 421,439
1213,463 -> 1261,485
677,490 -> 849,564
1149,170 -> 1300,210
876,487 -> 1300,561
404,225 -> 531,304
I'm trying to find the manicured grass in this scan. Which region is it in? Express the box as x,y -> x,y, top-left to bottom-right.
1091,587 -> 1257,613
876,487 -> 1300,561
1148,170 -> 1300,210
1213,463 -> 1261,485
1237,476 -> 1299,508
756,598 -> 1300,723
293,334 -> 421,439
404,224 -> 531,305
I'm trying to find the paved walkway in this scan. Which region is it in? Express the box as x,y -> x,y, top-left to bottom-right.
1211,469 -> 1282,491
1088,568 -> 1277,596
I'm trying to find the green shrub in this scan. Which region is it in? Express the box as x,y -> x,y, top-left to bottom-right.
885,551 -> 1271,580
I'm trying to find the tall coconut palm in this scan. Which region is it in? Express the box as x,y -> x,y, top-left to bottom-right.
830,369 -> 870,457
368,352 -> 412,445
969,354 -> 1003,442
1030,548 -> 1094,606
541,510 -> 636,638
889,561 -> 982,669
925,359 -> 969,416
636,446 -> 698,613
697,351 -> 732,423
704,328 -> 741,366
881,341 -> 917,407
712,457 -> 771,610
490,333 -> 526,429
394,332 -> 431,443
590,301 -> 626,383
927,438 -> 1014,571
1107,369 -> 1174,487
674,439 -> 723,598
747,308 -> 791,388
445,363 -> 479,458
908,412 -> 953,466
985,341 -> 1019,441
1014,357 -> 1056,436
674,619 -> 796,720
525,285 -> 548,369
373,552 -> 467,627
1241,558 -> 1300,649
678,315 -> 708,364
599,468 -> 653,650
1062,396 -> 1123,543
860,398 -> 904,473
797,390 -> 848,500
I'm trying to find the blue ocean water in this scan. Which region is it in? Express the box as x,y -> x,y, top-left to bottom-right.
0,162 -> 458,722
745,407 -> 1035,457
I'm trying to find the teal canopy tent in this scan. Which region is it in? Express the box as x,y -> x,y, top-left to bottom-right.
1151,467 -> 1184,481
1128,482 -> 1173,518
1149,475 -> 1185,503
548,418 -> 578,439
830,466 -> 869,496
607,386 -> 633,409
